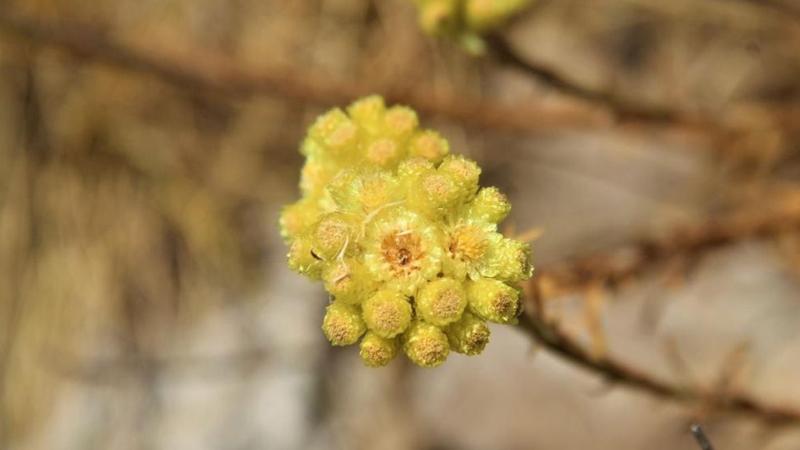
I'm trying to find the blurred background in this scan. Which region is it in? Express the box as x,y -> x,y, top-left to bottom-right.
1,0 -> 800,449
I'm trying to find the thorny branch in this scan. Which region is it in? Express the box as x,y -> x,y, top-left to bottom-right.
519,312 -> 800,422
531,190 -> 800,297
486,34 -> 718,128
520,190 -> 800,423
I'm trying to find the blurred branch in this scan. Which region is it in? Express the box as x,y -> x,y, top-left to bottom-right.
519,311 -> 800,423
0,13 -> 612,134
520,190 -> 800,423
50,347 -> 271,384
531,189 -> 800,296
486,34 -> 719,129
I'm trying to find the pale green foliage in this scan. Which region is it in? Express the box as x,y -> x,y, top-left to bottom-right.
281,95 -> 533,367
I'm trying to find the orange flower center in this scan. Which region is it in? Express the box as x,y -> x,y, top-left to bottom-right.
381,230 -> 425,277
449,226 -> 486,262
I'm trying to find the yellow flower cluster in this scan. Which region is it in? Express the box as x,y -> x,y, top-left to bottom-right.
280,96 -> 532,367
411,0 -> 533,53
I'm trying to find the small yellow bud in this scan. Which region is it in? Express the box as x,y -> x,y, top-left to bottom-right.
490,238 -> 533,282
311,213 -> 354,261
409,130 -> 449,163
408,170 -> 460,217
439,155 -> 480,201
466,278 -> 520,324
359,332 -> 399,367
403,321 -> 450,367
322,302 -> 367,346
362,289 -> 413,338
287,238 -> 323,279
397,157 -> 435,182
323,259 -> 376,304
347,95 -> 386,133
467,187 -> 511,224
308,109 -> 359,157
365,138 -> 405,168
416,278 -> 467,326
383,106 -> 418,141
328,170 -> 399,214
279,199 -> 320,241
446,312 -> 490,355
443,223 -> 499,280
300,157 -> 336,196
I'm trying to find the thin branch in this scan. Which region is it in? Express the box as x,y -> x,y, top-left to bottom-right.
485,34 -> 717,128
532,190 -> 800,297
0,13 -> 611,134
519,190 -> 800,423
518,312 -> 800,423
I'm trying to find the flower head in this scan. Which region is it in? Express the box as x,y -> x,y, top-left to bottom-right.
446,312 -> 490,355
281,96 -> 534,367
359,332 -> 399,367
364,208 -> 443,296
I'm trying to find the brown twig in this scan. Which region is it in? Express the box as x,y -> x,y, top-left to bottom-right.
520,190 -> 800,423
485,34 -> 719,130
518,312 -> 800,423
532,190 -> 800,297
0,13 -> 613,134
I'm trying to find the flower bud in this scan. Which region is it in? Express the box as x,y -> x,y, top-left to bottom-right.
467,187 -> 511,224
466,278 -> 520,323
308,109 -> 359,157
287,238 -> 323,279
491,238 -> 533,282
446,312 -> 490,355
407,170 -> 460,217
365,137 -> 405,168
279,199 -> 320,241
300,157 -> 336,197
444,223 -> 498,280
362,289 -> 413,338
323,259 -> 376,304
403,321 -> 450,367
347,95 -> 386,133
397,157 -> 435,182
359,332 -> 399,367
409,130 -> 449,163
311,213 -> 354,261
382,106 -> 418,141
329,170 -> 399,215
322,302 -> 366,346
439,155 -> 480,201
417,278 -> 467,326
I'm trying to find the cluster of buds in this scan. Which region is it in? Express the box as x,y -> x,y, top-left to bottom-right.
411,0 -> 533,53
280,96 -> 532,367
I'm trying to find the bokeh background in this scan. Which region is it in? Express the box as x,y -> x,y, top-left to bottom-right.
2,0 -> 800,449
